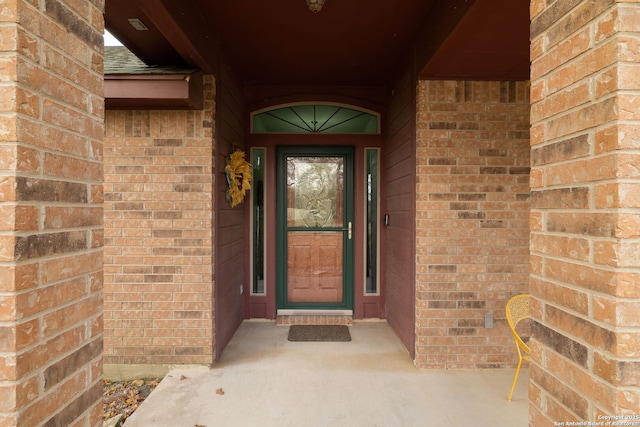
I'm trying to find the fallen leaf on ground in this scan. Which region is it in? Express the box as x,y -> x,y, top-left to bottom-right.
195,424 -> 206,427
103,378 -> 160,422
215,388 -> 224,395
180,375 -> 187,380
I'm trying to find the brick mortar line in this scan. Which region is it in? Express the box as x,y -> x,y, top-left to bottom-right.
531,210 -> 623,220
14,67 -> 103,104
530,275 -> 640,302
6,226 -> 103,234
0,313 -> 103,361
11,145 -> 105,166
530,248 -> 626,264
18,22 -> 104,72
532,106 -> 621,134
533,301 -> 640,336
531,146 -> 640,161
0,286 -> 103,314
26,355 -> 103,412
12,105 -> 103,136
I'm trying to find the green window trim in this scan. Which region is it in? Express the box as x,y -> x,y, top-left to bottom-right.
251,103 -> 380,134
276,145 -> 355,310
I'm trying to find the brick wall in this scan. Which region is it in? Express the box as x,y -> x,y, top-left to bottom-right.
415,80 -> 530,369
0,0 -> 104,426
530,1 -> 640,424
103,76 -> 215,367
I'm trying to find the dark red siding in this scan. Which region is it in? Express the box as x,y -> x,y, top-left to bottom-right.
384,66 -> 417,358
214,61 -> 246,360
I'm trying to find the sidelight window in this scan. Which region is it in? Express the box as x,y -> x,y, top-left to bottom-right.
365,148 -> 380,295
251,148 -> 266,295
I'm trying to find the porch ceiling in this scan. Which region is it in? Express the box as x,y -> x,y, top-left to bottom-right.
104,0 -> 530,87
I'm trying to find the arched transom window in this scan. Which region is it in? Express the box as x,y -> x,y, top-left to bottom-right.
251,103 -> 380,134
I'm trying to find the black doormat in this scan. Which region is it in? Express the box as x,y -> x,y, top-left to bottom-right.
287,325 -> 351,342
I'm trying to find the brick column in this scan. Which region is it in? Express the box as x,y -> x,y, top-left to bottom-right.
103,81 -> 215,369
415,80 -> 531,369
530,1 -> 640,424
0,1 -> 104,426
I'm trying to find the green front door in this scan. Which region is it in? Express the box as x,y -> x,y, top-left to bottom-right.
276,146 -> 354,310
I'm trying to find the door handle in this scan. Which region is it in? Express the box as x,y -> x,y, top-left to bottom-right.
343,221 -> 352,240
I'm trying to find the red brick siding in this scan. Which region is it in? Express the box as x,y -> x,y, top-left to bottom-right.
415,80 -> 531,369
103,76 -> 215,365
0,1 -> 104,426
530,1 -> 640,423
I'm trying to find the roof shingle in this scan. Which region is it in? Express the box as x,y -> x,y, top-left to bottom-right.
104,46 -> 198,75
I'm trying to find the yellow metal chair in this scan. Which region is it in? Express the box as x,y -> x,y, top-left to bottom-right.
506,293 -> 530,401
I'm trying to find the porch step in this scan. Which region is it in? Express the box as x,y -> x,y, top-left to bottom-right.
276,310 -> 353,325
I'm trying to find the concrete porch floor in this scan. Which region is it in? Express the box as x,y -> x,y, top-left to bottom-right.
124,321 -> 529,426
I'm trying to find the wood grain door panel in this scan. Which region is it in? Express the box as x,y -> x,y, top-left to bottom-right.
287,231 -> 343,303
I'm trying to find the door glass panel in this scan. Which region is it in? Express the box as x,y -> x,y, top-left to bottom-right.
286,156 -> 345,304
286,157 -> 344,228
